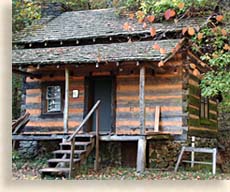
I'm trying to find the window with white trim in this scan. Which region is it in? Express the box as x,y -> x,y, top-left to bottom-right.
46,85 -> 61,112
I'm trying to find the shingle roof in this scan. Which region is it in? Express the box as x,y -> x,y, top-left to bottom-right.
12,39 -> 180,66
13,8 -> 207,44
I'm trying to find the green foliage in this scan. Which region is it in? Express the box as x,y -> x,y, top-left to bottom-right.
12,0 -> 41,32
12,74 -> 22,119
192,25 -> 230,107
121,0 -> 216,18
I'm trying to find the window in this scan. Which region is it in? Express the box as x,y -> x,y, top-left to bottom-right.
46,86 -> 61,112
200,96 -> 209,119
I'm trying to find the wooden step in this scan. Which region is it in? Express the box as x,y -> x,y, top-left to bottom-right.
60,141 -> 91,146
39,167 -> 70,174
52,149 -> 86,154
48,158 -> 80,163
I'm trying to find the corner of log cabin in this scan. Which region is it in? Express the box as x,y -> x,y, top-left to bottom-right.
186,60 -> 218,138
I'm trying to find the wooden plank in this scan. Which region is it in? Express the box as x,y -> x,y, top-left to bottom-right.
12,135 -> 65,140
174,146 -> 185,172
184,147 -> 216,153
95,108 -> 100,171
154,106 -> 160,132
64,68 -> 70,133
182,160 -> 212,165
99,135 -> 143,141
136,137 -> 146,173
212,148 -> 217,174
139,66 -> 145,135
69,137 -> 75,179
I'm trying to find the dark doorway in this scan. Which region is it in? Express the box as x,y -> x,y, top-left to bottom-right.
121,141 -> 137,167
85,76 -> 114,133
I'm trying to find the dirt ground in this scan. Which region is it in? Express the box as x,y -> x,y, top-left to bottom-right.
12,160 -> 230,180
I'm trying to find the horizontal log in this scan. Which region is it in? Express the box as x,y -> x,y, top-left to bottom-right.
189,73 -> 201,82
189,118 -> 218,129
189,84 -> 201,96
116,107 -> 183,118
30,115 -> 83,122
189,126 -> 218,132
69,108 -> 84,114
188,79 -> 199,87
117,77 -> 181,84
209,99 -> 217,105
26,96 -> 41,104
24,126 -> 65,132
23,127 -> 78,133
117,84 -> 182,91
209,119 -> 217,123
117,89 -> 182,96
26,89 -> 41,95
209,102 -> 217,111
189,104 -> 199,110
116,129 -> 142,135
27,121 -> 80,127
26,93 -> 41,97
188,95 -> 200,108
117,95 -> 182,101
188,106 -> 200,116
189,114 -> 199,119
116,106 -> 182,115
116,101 -> 182,108
209,113 -> 217,120
188,129 -> 217,138
26,103 -> 41,109
116,120 -> 182,127
117,113 -> 182,121
117,73 -> 180,79
200,119 -> 218,128
26,109 -> 41,115
25,82 -> 41,89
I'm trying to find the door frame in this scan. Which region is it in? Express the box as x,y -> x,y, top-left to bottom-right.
83,75 -> 116,133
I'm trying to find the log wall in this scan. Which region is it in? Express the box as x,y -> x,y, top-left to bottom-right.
24,66 -> 85,134
187,69 -> 218,137
115,70 -> 184,135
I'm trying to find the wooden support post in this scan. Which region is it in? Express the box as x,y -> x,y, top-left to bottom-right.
154,106 -> 160,132
64,68 -> 69,133
191,136 -> 195,168
212,148 -> 217,175
94,108 -> 100,171
136,137 -> 146,173
139,66 -> 145,135
174,146 -> 185,172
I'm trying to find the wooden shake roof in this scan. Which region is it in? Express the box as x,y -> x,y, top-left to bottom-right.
13,8 -> 207,44
13,39 -> 180,66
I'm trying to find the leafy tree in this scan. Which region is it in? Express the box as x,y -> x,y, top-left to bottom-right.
121,0 -> 230,107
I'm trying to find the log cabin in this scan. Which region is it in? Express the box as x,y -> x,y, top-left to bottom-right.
12,7 -> 218,178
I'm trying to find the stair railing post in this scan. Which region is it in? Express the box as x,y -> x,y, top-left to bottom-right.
69,137 -> 75,179
94,107 -> 100,171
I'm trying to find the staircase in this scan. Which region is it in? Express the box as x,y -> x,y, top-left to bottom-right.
40,133 -> 95,179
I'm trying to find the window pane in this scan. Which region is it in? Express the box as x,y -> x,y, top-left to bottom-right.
47,99 -> 61,112
46,85 -> 61,112
47,86 -> 61,99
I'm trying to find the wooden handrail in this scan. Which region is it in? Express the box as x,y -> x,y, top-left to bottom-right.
67,99 -> 101,178
67,100 -> 101,142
